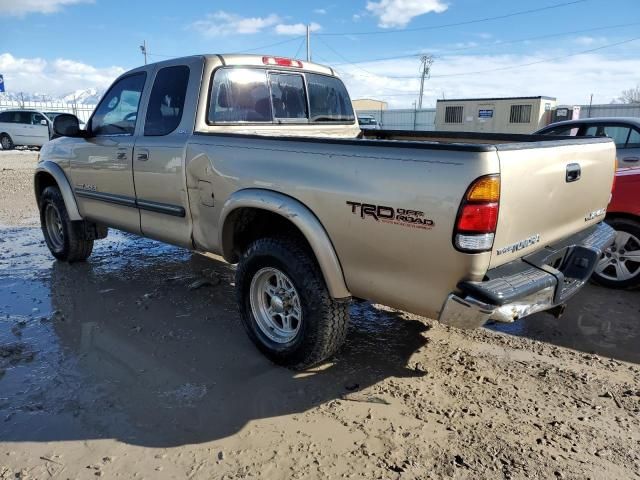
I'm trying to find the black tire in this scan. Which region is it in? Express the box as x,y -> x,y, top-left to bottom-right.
0,134 -> 14,150
592,218 -> 640,289
39,186 -> 94,262
236,237 -> 349,369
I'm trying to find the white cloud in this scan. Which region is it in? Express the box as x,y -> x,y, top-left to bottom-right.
366,0 -> 448,28
313,8 -> 326,14
275,22 -> 321,36
191,11 -> 281,37
335,52 -> 640,108
0,53 -> 124,96
573,36 -> 607,46
0,0 -> 92,16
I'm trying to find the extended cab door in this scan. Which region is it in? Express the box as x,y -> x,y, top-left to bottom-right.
69,72 -> 147,234
132,58 -> 202,248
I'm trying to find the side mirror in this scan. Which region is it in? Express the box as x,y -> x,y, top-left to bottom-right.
52,114 -> 82,138
40,119 -> 48,126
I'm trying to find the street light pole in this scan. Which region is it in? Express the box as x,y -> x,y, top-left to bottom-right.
306,25 -> 311,61
417,55 -> 433,110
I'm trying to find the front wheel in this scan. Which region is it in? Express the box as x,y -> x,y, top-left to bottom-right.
592,218 -> 640,289
39,186 -> 94,262
236,237 -> 349,369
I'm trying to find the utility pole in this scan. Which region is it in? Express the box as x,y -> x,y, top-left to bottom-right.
417,55 -> 433,110
140,40 -> 148,65
306,24 -> 311,62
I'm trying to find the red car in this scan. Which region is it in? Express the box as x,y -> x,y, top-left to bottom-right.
593,167 -> 640,288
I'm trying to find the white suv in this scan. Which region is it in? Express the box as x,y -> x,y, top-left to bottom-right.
0,109 -> 52,149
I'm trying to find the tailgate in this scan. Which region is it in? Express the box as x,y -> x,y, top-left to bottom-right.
490,138 -> 615,268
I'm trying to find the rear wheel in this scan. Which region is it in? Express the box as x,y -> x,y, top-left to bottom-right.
592,218 -> 640,289
39,186 -> 94,262
0,134 -> 14,150
236,237 -> 349,369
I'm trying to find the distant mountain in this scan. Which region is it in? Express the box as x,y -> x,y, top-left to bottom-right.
0,88 -> 104,105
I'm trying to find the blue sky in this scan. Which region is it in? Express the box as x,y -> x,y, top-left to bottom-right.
1,0 -> 639,106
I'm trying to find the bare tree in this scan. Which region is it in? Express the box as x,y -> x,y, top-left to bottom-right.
618,84 -> 640,104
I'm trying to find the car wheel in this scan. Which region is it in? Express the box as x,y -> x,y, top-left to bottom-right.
592,218 -> 640,289
236,236 -> 349,370
0,134 -> 14,150
39,186 -> 94,262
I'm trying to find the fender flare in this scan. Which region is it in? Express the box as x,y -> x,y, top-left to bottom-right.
219,189 -> 351,300
34,161 -> 82,221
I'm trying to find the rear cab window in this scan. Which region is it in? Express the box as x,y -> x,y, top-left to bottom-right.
208,67 -> 354,125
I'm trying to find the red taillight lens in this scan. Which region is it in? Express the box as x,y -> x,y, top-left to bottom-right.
457,203 -> 499,233
454,175 -> 500,252
262,56 -> 303,68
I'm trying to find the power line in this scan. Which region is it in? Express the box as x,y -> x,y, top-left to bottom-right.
236,36 -> 305,54
293,37 -> 306,59
329,21 -> 640,66
340,36 -> 640,80
316,0 -> 588,36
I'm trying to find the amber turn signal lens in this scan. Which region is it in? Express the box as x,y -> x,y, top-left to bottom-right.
466,175 -> 500,202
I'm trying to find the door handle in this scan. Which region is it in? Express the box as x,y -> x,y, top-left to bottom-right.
137,150 -> 149,161
566,163 -> 581,182
116,152 -> 127,160
622,156 -> 639,163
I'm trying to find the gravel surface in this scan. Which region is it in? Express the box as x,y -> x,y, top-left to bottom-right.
0,150 -> 39,226
0,153 -> 638,479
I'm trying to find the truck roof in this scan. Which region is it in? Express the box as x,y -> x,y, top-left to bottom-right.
139,54 -> 336,77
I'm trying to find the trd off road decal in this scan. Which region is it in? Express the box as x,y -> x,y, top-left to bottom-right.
346,201 -> 434,230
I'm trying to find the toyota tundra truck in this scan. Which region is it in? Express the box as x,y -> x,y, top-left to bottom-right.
35,54 -> 616,369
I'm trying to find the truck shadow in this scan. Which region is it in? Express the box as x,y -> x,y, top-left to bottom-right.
486,283 -> 640,364
0,229 -> 428,447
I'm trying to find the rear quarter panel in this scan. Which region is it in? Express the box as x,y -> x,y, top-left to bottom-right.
609,168 -> 640,217
185,135 -> 499,319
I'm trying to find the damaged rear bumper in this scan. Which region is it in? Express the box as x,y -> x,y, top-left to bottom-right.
438,222 -> 616,329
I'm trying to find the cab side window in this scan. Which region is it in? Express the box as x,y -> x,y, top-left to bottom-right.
626,129 -> 640,148
91,73 -> 146,136
144,65 -> 190,136
584,125 -> 631,148
0,112 -> 11,122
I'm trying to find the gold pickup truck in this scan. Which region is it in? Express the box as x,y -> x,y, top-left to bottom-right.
35,54 -> 616,369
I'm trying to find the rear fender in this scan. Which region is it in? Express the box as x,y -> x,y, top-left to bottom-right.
220,189 -> 350,299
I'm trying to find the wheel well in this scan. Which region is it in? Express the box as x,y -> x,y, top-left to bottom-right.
605,212 -> 640,224
34,171 -> 58,204
223,207 -> 314,263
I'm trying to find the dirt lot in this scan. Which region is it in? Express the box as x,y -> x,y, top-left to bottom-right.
1,151 -> 639,479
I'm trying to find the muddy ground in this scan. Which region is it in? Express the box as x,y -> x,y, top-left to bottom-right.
0,151 -> 639,479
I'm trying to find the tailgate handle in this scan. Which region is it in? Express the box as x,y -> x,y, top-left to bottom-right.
566,163 -> 581,183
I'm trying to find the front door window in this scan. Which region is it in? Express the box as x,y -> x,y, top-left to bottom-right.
91,73 -> 146,136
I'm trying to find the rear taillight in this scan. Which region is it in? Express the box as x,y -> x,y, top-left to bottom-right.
262,56 -> 303,68
454,174 -> 500,252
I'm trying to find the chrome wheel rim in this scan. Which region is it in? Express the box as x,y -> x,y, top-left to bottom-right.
595,230 -> 640,282
250,267 -> 302,344
1,137 -> 9,149
45,203 -> 64,251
